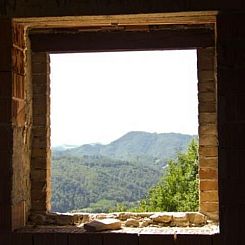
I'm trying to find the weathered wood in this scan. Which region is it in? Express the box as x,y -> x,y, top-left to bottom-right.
12,233 -> 33,245
84,219 -> 121,232
103,233 -> 138,245
217,12 -> 245,245
0,232 -> 12,245
33,233 -> 68,245
15,12 -> 217,28
30,28 -> 214,53
68,233 -> 89,245
139,234 -> 174,245
88,233 -> 103,245
176,234 -> 212,244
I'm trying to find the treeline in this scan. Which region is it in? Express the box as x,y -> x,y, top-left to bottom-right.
51,132 -> 197,213
111,140 -> 199,212
51,155 -> 162,212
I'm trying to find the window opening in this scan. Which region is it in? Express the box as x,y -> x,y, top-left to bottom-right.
50,50 -> 199,214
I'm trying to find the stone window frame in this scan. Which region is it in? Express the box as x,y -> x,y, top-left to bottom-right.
10,12 -> 218,229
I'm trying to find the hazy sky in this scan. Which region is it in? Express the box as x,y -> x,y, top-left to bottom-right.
50,50 -> 198,146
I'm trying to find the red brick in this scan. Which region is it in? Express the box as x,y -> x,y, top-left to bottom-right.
200,180 -> 218,191
199,124 -> 217,135
199,112 -> 216,124
198,102 -> 216,113
199,146 -> 218,157
199,157 -> 218,168
200,191 -> 219,202
199,167 -> 218,179
200,202 -> 219,212
199,135 -> 218,146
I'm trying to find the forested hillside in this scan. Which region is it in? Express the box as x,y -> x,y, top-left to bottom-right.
51,132 -> 195,213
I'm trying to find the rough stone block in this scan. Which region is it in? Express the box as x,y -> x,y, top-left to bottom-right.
200,180 -> 218,191
32,52 -> 49,63
198,70 -> 214,82
197,48 -> 215,71
172,212 -> 189,227
198,81 -> 216,93
200,191 -> 219,202
199,113 -> 216,124
199,135 -> 218,146
199,124 -> 217,135
199,157 -> 217,168
84,218 -> 121,231
32,62 -> 50,74
187,212 -> 207,225
199,146 -> 218,157
55,213 -> 74,226
199,168 -> 218,180
199,92 -> 216,102
125,218 -> 140,227
200,202 -> 219,213
198,102 -> 216,113
150,213 -> 172,223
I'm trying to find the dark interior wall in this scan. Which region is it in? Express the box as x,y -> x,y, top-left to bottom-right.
0,0 -> 245,17
1,0 -> 245,244
217,12 -> 245,244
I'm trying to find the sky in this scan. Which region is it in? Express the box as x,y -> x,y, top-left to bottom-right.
50,50 -> 198,146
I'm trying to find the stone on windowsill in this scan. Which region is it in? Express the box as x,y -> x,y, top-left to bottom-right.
83,218 -> 121,231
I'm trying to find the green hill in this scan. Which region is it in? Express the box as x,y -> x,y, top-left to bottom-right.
51,132 -> 196,213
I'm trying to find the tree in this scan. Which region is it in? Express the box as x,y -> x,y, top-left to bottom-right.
137,140 -> 199,212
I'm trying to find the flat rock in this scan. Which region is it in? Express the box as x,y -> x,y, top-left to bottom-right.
187,212 -> 207,225
125,218 -> 140,227
150,213 -> 172,223
56,214 -> 74,225
118,212 -> 132,221
173,212 -> 189,227
141,218 -> 153,227
84,218 -> 121,232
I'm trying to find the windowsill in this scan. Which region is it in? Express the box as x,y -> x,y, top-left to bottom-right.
16,224 -> 219,235
26,211 -> 219,235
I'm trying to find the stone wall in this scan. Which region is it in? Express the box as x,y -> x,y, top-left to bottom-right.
31,52 -> 51,214
0,4 -> 245,245
26,17 -> 218,221
197,47 -> 218,221
11,22 -> 32,230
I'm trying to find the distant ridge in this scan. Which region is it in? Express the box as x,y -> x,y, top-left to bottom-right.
51,131 -> 197,212
53,131 -> 196,161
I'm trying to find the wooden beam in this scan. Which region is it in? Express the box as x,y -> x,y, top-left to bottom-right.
14,11 -> 217,29
30,28 -> 214,53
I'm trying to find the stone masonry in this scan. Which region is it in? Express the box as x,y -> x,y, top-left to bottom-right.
3,14 -> 218,230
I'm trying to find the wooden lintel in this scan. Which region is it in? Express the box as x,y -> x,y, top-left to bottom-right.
30,28 -> 214,53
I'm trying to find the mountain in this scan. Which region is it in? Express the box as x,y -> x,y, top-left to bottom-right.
51,132 -> 196,213
53,131 -> 195,165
